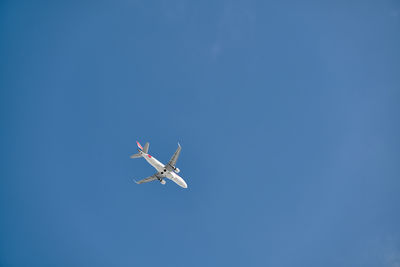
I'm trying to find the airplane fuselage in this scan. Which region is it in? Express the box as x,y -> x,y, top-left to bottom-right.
139,151 -> 187,188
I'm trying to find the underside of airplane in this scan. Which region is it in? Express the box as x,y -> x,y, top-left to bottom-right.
131,141 -> 187,188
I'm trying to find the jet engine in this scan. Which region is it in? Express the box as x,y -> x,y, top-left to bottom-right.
160,180 -> 166,185
173,167 -> 180,173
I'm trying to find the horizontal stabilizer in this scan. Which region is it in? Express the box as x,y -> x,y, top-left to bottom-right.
143,142 -> 149,154
130,153 -> 142,159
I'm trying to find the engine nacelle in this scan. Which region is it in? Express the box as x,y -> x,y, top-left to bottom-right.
160,180 -> 166,185
174,167 -> 180,173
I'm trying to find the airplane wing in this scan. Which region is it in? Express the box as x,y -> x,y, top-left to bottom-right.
134,175 -> 158,184
167,143 -> 181,168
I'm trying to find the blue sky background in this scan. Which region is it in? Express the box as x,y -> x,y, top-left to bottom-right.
1,1 -> 399,266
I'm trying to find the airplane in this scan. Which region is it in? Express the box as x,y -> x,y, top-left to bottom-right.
130,141 -> 188,188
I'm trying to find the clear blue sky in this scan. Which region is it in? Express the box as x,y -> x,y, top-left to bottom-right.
1,1 -> 399,266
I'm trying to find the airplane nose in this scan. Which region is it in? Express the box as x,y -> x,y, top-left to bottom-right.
182,181 -> 188,188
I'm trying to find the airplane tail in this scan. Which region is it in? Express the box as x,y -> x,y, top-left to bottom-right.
131,141 -> 149,158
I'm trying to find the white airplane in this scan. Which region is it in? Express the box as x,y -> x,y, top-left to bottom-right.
130,141 -> 188,188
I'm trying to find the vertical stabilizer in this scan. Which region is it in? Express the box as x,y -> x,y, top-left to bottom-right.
136,141 -> 143,150
131,140 -> 146,159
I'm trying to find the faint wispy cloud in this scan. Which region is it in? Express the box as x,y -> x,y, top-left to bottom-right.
161,0 -> 186,21
389,9 -> 399,17
211,1 -> 256,60
384,240 -> 400,267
